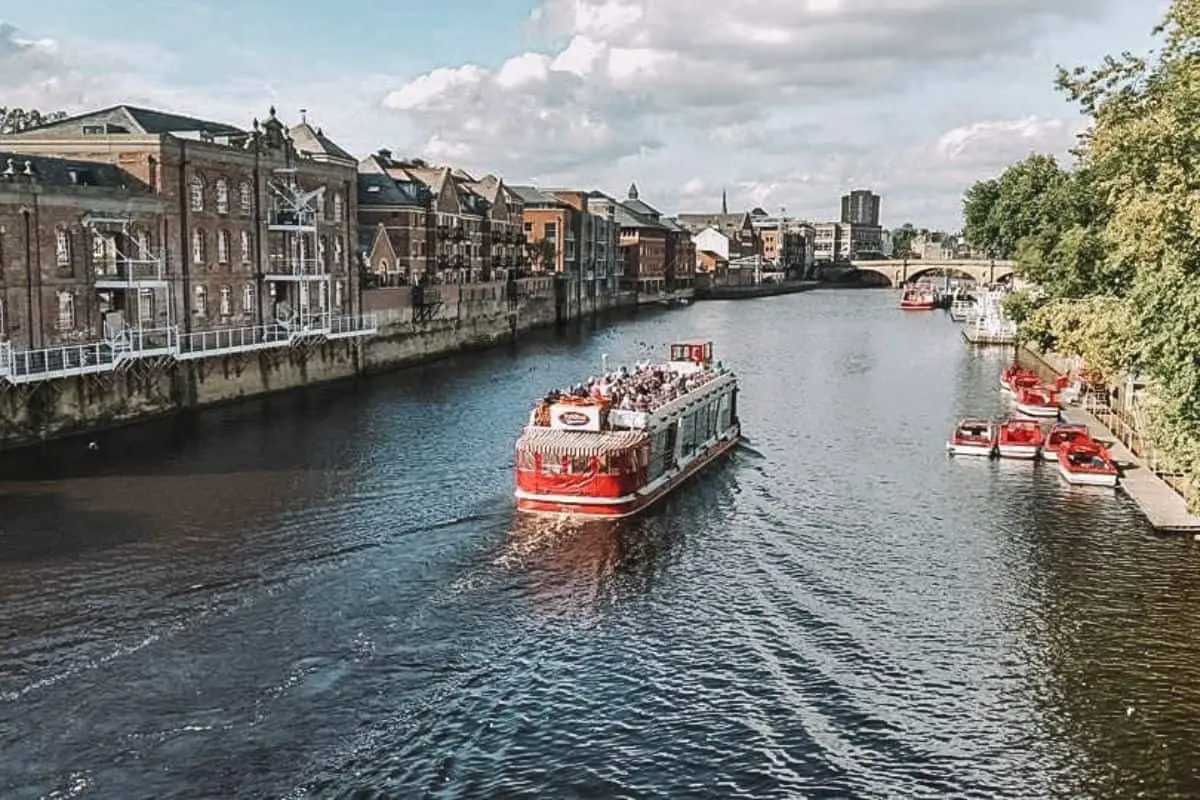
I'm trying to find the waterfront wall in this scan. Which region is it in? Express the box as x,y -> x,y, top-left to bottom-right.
0,277 -> 623,450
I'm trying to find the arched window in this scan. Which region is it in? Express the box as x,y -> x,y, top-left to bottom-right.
192,229 -> 205,264
217,230 -> 230,264
239,230 -> 251,263
242,283 -> 255,313
193,285 -> 207,316
215,179 -> 229,214
219,285 -> 232,316
239,181 -> 253,216
189,176 -> 204,212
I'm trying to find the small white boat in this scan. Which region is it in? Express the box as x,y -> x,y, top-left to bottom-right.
947,418 -> 997,457
1015,385 -> 1061,418
997,419 -> 1044,459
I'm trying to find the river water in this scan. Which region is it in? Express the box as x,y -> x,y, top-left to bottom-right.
1,289 -> 1199,799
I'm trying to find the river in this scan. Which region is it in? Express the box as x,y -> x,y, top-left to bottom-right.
1,289 -> 1199,799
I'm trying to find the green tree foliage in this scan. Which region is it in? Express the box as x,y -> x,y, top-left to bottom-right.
0,107 -> 67,134
525,237 -> 556,271
890,223 -> 917,258
983,0 -> 1200,509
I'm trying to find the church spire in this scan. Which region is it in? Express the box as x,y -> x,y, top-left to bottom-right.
628,182 -> 639,200
721,188 -> 728,215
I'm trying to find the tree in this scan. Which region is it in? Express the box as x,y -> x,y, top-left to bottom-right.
0,107 -> 67,134
525,237 -> 556,271
1047,0 -> 1200,508
890,223 -> 917,258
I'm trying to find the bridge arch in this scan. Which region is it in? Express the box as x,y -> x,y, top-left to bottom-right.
849,259 -> 1015,287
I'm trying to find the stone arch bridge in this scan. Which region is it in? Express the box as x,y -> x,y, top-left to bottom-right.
850,259 -> 1016,287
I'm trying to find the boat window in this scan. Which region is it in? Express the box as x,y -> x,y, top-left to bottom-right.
517,450 -> 536,470
569,456 -> 592,474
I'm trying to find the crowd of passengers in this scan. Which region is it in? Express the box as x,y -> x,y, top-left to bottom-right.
539,363 -> 721,414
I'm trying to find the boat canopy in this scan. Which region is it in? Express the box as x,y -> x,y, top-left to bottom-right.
515,427 -> 649,458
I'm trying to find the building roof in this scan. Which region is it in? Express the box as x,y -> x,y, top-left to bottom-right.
614,201 -> 667,231
289,121 -> 356,164
14,104 -> 244,137
357,171 -> 426,208
0,151 -> 154,192
675,212 -> 752,232
508,185 -> 561,206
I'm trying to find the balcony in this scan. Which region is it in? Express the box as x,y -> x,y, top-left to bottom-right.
176,323 -> 290,359
93,259 -> 167,288
1,339 -> 119,383
264,256 -> 329,280
112,326 -> 178,359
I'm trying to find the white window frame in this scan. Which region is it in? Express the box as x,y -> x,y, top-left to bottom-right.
189,176 -> 204,212
219,285 -> 232,316
56,290 -> 75,330
193,285 -> 207,316
217,230 -> 230,264
242,283 -> 255,314
239,181 -> 252,216
215,179 -> 229,215
192,229 -> 205,265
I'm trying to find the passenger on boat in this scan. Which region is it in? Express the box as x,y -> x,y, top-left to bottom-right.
538,363 -> 720,418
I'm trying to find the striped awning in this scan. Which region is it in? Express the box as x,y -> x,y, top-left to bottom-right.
515,426 -> 649,457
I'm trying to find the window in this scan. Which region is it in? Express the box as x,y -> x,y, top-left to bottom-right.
82,125 -> 106,135
318,235 -> 328,267
239,181 -> 252,216
316,191 -> 326,217
217,230 -> 230,263
138,288 -> 155,325
242,283 -> 255,313
318,280 -> 329,311
0,297 -> 4,339
92,233 -> 115,270
219,285 -> 232,316
193,285 -> 207,316
135,230 -> 150,260
215,179 -> 229,214
56,229 -> 71,267
334,236 -> 343,267
56,290 -> 75,330
334,280 -> 344,310
240,230 -> 251,264
192,229 -> 205,264
189,176 -> 204,212
332,192 -> 344,221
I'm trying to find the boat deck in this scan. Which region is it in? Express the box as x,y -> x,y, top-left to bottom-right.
1060,405 -> 1200,533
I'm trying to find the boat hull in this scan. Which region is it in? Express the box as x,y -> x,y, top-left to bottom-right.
1015,403 -> 1059,418
515,429 -> 741,519
1057,461 -> 1118,487
997,444 -> 1040,460
947,442 -> 994,457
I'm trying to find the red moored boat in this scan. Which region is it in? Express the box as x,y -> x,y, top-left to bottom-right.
997,419 -> 1044,459
1000,364 -> 1040,394
514,341 -> 741,519
1042,423 -> 1092,462
899,287 -> 935,310
1057,441 -> 1119,487
946,418 -> 997,457
1015,384 -> 1061,419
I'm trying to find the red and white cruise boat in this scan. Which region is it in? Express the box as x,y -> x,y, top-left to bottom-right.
997,419 -> 1044,459
1042,423 -> 1092,462
1015,385 -> 1061,418
514,341 -> 741,519
1057,441 -> 1120,487
947,418 -> 997,457
899,288 -> 936,310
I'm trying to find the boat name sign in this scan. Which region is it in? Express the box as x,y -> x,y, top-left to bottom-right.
550,403 -> 602,432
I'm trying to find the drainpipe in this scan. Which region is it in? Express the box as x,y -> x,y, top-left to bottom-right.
178,139 -> 192,334
254,139 -> 263,325
22,205 -> 35,349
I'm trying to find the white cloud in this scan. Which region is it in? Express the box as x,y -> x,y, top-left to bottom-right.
376,0 -> 1113,226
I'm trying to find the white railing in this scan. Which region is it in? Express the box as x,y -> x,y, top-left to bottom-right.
176,323 -> 290,359
264,256 -> 327,278
327,313 -> 378,338
6,340 -> 118,382
112,326 -> 178,357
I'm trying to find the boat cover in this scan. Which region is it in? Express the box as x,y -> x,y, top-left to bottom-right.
515,427 -> 649,457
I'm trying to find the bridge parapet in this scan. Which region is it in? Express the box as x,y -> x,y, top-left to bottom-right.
848,259 -> 1016,287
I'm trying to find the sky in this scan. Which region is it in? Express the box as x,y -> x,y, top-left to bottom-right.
0,0 -> 1173,230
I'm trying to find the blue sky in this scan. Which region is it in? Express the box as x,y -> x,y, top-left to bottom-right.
1,0 -> 1173,228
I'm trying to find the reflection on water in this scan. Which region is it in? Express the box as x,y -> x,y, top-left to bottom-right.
1,292 -> 1199,799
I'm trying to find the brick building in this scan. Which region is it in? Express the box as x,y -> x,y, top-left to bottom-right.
0,104 -> 360,335
0,151 -> 164,350
358,151 -> 525,285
